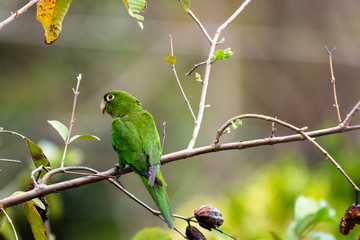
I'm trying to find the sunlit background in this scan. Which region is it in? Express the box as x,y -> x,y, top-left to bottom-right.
1,0 -> 360,239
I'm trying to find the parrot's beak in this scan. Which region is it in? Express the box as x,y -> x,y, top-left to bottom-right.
100,99 -> 107,114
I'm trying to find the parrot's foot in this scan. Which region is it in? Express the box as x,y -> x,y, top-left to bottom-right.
114,164 -> 123,178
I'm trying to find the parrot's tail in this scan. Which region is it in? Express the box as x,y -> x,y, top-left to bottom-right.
140,174 -> 174,229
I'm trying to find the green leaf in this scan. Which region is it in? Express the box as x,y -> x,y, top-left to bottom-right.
69,134 -> 100,143
131,227 -> 172,240
30,198 -> 46,210
294,196 -> 318,221
212,48 -> 234,62
25,138 -> 51,168
0,130 -> 50,168
48,120 -> 69,143
316,200 -> 336,221
180,0 -> 191,11
286,221 -> 297,240
212,49 -> 224,62
122,0 -> 147,29
36,0 -> 74,44
308,231 -> 336,240
294,214 -> 316,236
164,54 -> 176,65
23,201 -> 47,240
270,231 -> 283,240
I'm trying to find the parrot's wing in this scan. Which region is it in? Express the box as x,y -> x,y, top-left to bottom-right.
137,110 -> 162,167
111,117 -> 148,173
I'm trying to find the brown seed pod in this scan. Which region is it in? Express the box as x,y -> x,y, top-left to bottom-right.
194,205 -> 224,230
186,225 -> 207,240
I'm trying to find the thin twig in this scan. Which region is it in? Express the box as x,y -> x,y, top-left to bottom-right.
186,10 -> 212,43
212,113 -> 360,192
0,0 -> 40,30
342,100 -> 360,127
168,35 -> 196,121
185,61 -> 206,76
270,120 -> 276,138
213,228 -> 237,240
1,208 -> 18,240
324,46 -> 341,123
187,0 -> 252,149
0,159 -> 21,163
161,121 -> 166,153
60,74 -> 82,167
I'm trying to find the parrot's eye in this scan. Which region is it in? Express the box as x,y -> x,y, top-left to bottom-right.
106,94 -> 114,102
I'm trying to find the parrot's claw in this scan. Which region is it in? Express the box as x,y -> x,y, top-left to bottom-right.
114,164 -> 122,178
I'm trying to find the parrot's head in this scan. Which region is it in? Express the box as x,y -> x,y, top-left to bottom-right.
100,90 -> 141,118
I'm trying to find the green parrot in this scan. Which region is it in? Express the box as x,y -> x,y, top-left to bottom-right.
100,90 -> 174,229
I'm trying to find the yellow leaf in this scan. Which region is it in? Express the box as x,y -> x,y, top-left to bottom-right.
36,0 -> 73,44
23,201 -> 47,240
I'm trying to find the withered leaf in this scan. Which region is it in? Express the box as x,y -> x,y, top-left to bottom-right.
340,204 -> 360,235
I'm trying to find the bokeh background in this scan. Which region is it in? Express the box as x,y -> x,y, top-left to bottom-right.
1,0 -> 360,239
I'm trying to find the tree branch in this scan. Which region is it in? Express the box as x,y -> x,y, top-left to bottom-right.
187,0 -> 252,149
324,46 -> 342,123
168,35 -> 196,121
0,0 -> 39,30
61,74 -> 82,168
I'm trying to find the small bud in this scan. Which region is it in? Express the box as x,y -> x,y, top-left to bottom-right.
194,205 -> 224,230
186,225 -> 207,240
340,204 -> 360,235
195,72 -> 203,83
223,127 -> 231,134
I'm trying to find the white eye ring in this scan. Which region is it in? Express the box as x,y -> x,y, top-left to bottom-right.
106,94 -> 114,101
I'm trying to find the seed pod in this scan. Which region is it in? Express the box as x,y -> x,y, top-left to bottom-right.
186,225 -> 207,240
340,204 -> 360,235
194,205 -> 224,230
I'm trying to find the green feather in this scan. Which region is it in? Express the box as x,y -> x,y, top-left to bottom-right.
102,90 -> 174,228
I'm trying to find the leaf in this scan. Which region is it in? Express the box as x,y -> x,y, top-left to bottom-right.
0,130 -> 50,168
30,198 -> 46,210
48,120 -> 69,143
180,0 -> 191,11
294,196 -> 318,221
69,134 -> 100,143
308,231 -> 336,240
270,231 -> 283,240
212,48 -> 234,62
164,54 -> 176,65
212,49 -> 224,62
23,201 -> 47,240
231,119 -> 242,130
122,0 -> 147,29
36,0 -> 74,44
131,227 -> 171,240
25,138 -> 51,168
